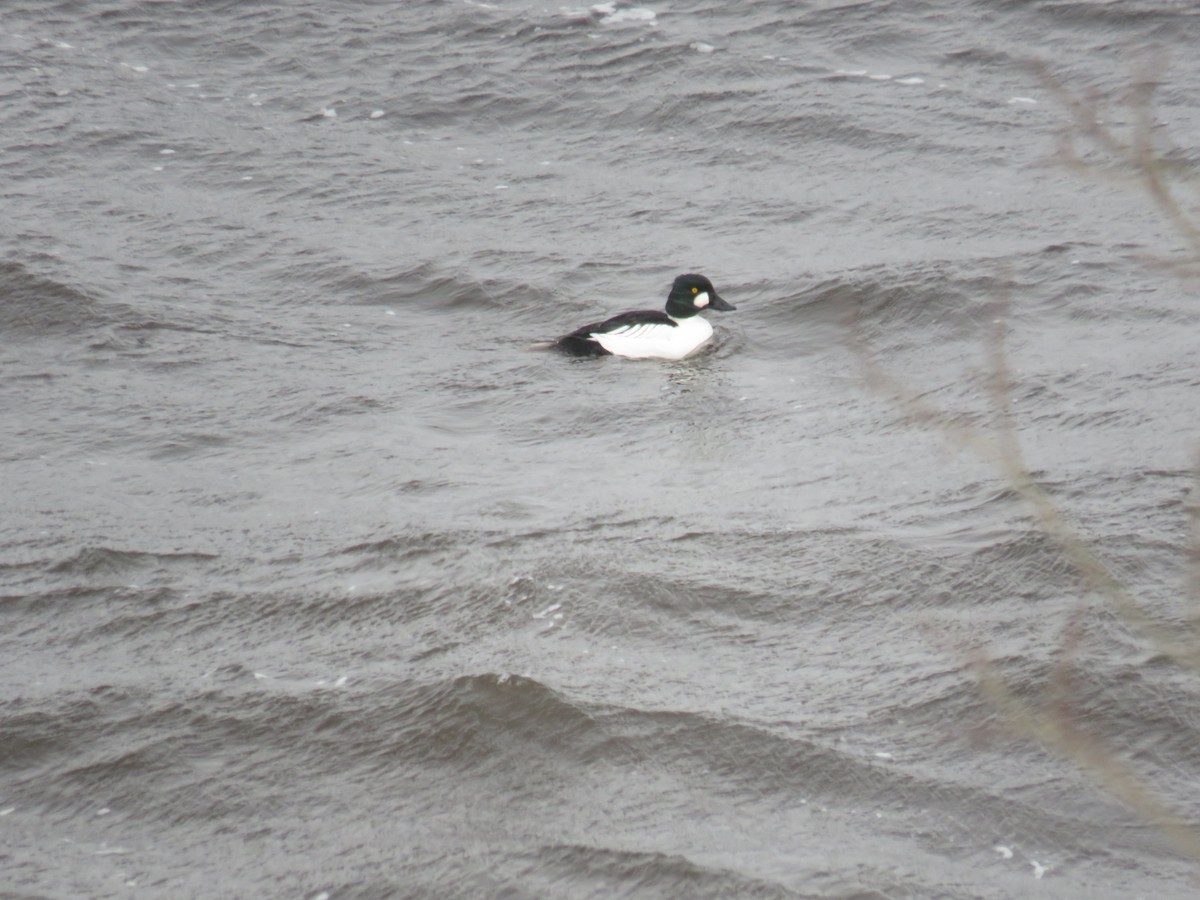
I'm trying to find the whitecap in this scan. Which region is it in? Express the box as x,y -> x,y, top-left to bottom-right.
598,6 -> 656,25
611,9 -> 656,23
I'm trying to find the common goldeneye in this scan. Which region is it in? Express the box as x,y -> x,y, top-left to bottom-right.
551,273 -> 736,360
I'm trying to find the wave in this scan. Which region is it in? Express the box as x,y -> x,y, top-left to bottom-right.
0,260 -> 128,335
48,546 -> 219,577
523,842 -> 798,899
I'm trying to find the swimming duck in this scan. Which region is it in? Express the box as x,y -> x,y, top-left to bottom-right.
551,273 -> 736,360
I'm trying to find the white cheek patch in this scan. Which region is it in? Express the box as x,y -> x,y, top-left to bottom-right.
694,291 -> 709,308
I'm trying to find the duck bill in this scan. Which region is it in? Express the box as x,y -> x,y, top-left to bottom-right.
709,292 -> 736,311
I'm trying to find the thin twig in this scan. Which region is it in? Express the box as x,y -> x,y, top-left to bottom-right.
1035,58 -> 1200,264
974,658 -> 1200,860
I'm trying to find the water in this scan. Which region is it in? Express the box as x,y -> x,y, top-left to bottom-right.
3,1 -> 1199,897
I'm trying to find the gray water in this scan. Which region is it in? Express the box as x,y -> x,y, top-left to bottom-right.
3,1 -> 1199,897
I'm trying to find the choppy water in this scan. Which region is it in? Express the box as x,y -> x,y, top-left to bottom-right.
3,1 -> 1200,897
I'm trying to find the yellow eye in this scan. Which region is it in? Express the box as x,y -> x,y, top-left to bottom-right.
691,287 -> 698,294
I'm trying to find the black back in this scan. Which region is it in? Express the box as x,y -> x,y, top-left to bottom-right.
552,309 -> 676,356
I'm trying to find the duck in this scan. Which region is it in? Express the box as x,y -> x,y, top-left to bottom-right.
550,273 -> 736,360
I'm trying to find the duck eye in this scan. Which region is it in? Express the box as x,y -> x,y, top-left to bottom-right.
691,287 -> 698,294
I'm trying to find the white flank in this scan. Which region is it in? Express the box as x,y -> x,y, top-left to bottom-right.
594,315 -> 714,360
